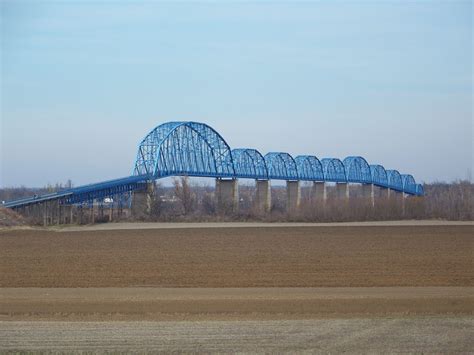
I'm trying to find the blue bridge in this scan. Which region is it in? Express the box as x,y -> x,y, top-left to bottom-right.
4,121 -> 423,215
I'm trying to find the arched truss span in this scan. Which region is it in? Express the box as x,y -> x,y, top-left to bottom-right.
295,155 -> 324,181
386,170 -> 403,192
264,152 -> 299,180
232,148 -> 268,180
416,184 -> 424,196
4,121 -> 425,210
370,164 -> 388,188
134,121 -> 234,178
320,158 -> 346,182
401,174 -> 417,195
130,121 -> 421,195
343,156 -> 372,183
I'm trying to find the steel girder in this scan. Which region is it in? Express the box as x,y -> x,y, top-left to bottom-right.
370,164 -> 388,188
401,174 -> 417,195
320,158 -> 347,183
232,148 -> 268,180
343,156 -> 372,183
264,152 -> 299,180
386,170 -> 403,192
134,121 -> 234,178
294,155 -> 324,181
5,175 -> 149,209
416,184 -> 424,196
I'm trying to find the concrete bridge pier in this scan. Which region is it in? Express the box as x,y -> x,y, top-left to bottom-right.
216,178 -> 239,213
336,183 -> 349,200
255,180 -> 271,213
311,182 -> 326,204
90,202 -> 95,224
362,183 -> 375,207
286,181 -> 301,211
131,181 -> 155,217
60,204 -> 74,224
70,205 -> 74,224
402,192 -> 409,215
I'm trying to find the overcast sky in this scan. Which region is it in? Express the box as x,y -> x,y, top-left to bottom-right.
1,1 -> 472,187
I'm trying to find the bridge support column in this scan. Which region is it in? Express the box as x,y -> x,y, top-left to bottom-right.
336,183 -> 349,200
131,181 -> 154,218
362,183 -> 375,207
90,202 -> 95,224
42,203 -> 48,226
255,180 -> 271,213
311,182 -> 326,204
402,192 -> 409,216
380,187 -> 391,201
286,181 -> 301,211
70,205 -> 74,224
216,178 -> 239,214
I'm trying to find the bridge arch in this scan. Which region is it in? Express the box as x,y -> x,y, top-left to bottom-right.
321,158 -> 346,182
370,164 -> 388,188
401,174 -> 417,194
386,170 -> 403,191
133,121 -> 234,178
416,184 -> 424,196
343,156 -> 372,183
294,155 -> 324,181
232,148 -> 268,180
264,152 -> 299,180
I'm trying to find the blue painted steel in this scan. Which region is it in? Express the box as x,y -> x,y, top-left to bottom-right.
232,148 -> 268,180
370,165 -> 388,188
134,121 -> 234,179
3,191 -> 73,208
320,158 -> 347,182
343,156 -> 372,183
416,184 -> 424,196
401,174 -> 417,195
4,121 -> 425,209
62,175 -> 149,204
295,155 -> 324,181
386,170 -> 403,192
264,152 -> 299,180
3,175 -> 150,208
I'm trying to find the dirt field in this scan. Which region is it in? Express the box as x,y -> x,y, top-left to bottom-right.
1,225 -> 472,287
1,224 -> 472,352
1,317 -> 473,353
56,220 -> 474,232
1,287 -> 472,321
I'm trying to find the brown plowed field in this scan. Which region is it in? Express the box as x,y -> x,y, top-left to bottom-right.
1,287 -> 472,321
0,225 -> 472,288
1,225 -> 473,352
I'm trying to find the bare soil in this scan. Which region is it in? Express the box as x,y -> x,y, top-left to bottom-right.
1,226 -> 472,287
1,317 -> 473,353
57,220 -> 474,232
1,225 -> 472,352
1,287 -> 472,321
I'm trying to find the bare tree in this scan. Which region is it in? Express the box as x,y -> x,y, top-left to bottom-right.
173,176 -> 196,214
149,181 -> 164,219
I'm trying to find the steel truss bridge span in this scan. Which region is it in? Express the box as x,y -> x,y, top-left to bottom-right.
134,121 -> 422,195
4,121 -> 423,209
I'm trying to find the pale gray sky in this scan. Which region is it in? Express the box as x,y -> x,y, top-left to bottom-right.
1,1 -> 472,187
